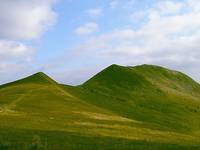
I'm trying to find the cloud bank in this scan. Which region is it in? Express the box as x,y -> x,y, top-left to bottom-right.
0,0 -> 58,84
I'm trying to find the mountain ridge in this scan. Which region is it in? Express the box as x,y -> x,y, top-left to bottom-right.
1,64 -> 199,88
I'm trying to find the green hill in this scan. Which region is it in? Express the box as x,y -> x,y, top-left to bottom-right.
0,72 -> 56,89
0,64 -> 200,149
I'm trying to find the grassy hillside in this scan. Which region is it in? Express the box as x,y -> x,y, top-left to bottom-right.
65,64 -> 200,132
1,64 -> 200,149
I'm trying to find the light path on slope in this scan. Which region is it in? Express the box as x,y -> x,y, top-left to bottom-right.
41,73 -> 76,99
0,90 -> 33,115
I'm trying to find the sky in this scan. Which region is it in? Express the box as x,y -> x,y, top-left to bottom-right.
1,0 -> 200,85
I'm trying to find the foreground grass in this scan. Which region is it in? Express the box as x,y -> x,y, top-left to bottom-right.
0,128 -> 199,150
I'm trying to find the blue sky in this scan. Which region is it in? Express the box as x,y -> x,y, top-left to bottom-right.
1,0 -> 200,85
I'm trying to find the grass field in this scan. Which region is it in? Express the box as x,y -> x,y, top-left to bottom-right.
0,64 -> 200,149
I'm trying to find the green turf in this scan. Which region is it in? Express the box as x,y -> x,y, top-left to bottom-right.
0,64 -> 200,149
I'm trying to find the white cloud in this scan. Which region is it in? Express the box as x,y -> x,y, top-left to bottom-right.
0,40 -> 34,84
87,8 -> 102,17
0,0 -> 58,84
155,0 -> 185,15
187,0 -> 200,12
130,11 -> 146,22
0,0 -> 57,40
0,40 -> 33,61
75,22 -> 99,35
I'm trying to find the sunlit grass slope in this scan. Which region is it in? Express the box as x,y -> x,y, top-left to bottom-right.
1,64 -> 200,149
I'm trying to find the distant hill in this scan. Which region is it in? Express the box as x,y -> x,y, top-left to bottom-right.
0,64 -> 200,149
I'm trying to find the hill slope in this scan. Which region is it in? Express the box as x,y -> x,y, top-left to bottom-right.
1,64 -> 200,149
63,64 -> 200,148
65,64 -> 200,133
